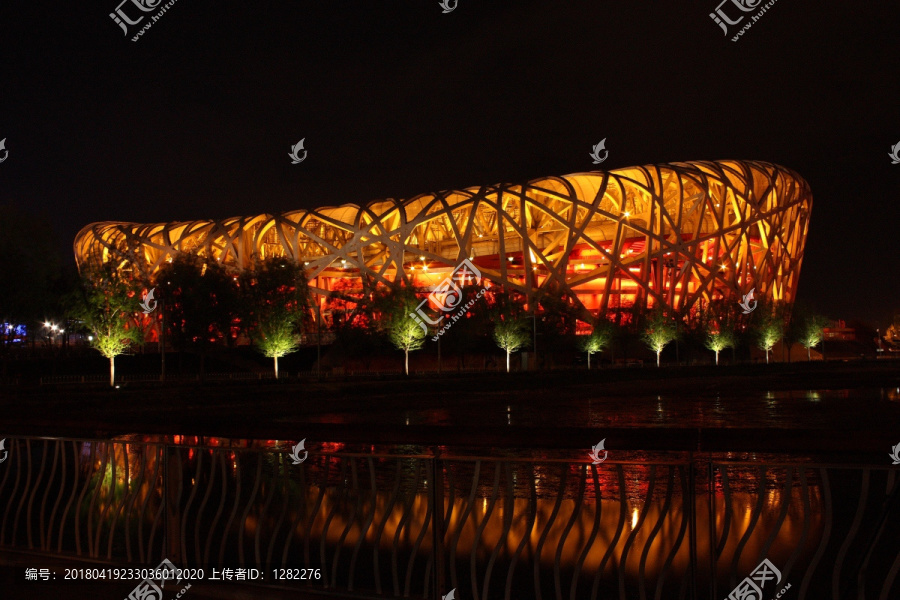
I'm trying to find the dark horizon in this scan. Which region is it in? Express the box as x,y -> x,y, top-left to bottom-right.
2,0 -> 899,326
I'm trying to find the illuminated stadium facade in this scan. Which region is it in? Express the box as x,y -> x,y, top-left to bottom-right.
75,160 -> 812,323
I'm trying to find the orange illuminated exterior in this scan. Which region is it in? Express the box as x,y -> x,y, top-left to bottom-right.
74,159 -> 812,320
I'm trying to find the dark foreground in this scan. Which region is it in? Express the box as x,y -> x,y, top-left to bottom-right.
3,360 -> 899,456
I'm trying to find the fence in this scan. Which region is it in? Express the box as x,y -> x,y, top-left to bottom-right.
37,367 -> 515,385
0,436 -> 898,599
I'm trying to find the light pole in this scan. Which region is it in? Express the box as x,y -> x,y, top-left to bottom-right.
316,302 -> 322,379
160,298 -> 166,382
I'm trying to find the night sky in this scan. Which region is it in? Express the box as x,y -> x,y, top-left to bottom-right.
2,1 -> 899,324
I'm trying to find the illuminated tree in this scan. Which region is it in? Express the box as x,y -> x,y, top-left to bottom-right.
706,323 -> 735,366
489,287 -> 531,372
579,323 -> 612,369
374,283 -> 425,375
642,308 -> 676,367
240,257 -> 309,379
493,318 -> 530,373
70,263 -> 142,386
799,313 -> 829,361
754,305 -> 784,364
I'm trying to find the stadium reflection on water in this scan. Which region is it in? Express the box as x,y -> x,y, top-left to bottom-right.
102,433 -> 825,583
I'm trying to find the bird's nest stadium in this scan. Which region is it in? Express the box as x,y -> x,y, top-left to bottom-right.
75,159 -> 812,322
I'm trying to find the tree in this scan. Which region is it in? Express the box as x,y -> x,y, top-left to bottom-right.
799,313 -> 828,361
157,255 -> 241,376
493,318 -> 530,373
69,263 -> 143,386
579,322 -> 612,369
754,306 -> 784,364
489,287 -> 531,372
705,322 -> 735,366
240,257 -> 309,379
642,307 -> 676,367
374,282 -> 426,375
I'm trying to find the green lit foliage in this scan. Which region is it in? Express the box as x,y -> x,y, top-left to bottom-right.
798,313 -> 829,361
240,257 -> 309,378
705,322 -> 736,366
373,282 -> 426,375
579,322 -> 612,369
70,263 -> 143,386
488,287 -> 531,372
753,301 -> 785,363
642,307 -> 676,367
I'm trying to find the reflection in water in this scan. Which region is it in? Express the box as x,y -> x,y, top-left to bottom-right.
70,439 -> 826,590
1,413 -> 897,598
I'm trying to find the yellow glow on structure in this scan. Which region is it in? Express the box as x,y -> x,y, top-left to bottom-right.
74,160 -> 811,319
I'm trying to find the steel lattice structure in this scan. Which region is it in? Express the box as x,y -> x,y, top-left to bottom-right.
74,159 -> 812,319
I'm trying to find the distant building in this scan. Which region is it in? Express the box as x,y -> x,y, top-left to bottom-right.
824,320 -> 856,342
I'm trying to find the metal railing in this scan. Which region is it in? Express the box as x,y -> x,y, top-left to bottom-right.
0,437 -> 898,599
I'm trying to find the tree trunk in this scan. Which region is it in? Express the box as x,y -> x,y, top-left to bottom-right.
807,346 -> 811,361
715,350 -> 719,366
587,352 -> 591,370
656,349 -> 661,367
765,349 -> 769,364
109,356 -> 115,387
405,348 -> 409,376
274,355 -> 279,379
506,350 -> 510,373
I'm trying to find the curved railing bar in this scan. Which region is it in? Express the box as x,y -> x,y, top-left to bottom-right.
798,468 -> 832,598
640,466 -> 676,600
204,452 -> 229,566
237,451 -> 264,567
570,463 -> 603,600
728,465 -> 767,589
38,439 -> 60,550
195,450 -> 219,564
371,460 -> 403,595
555,464 -> 586,600
618,465 -> 656,600
591,464 -> 628,600
832,468 -> 870,597
483,462 -> 515,600
347,456 -> 378,592
471,462 -> 502,600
